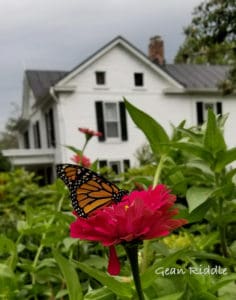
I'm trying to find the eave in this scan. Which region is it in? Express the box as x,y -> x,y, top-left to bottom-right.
163,87 -> 235,96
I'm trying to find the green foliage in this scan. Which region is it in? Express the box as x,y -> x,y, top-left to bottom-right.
0,110 -> 19,150
175,0 -> 236,64
124,98 -> 169,156
1,101 -> 236,299
175,0 -> 236,94
54,250 -> 83,300
123,100 -> 236,298
135,143 -> 155,166
0,151 -> 11,172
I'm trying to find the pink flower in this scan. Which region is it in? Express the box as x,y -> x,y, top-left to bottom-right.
70,185 -> 187,275
78,127 -> 102,138
71,185 -> 186,245
70,154 -> 91,168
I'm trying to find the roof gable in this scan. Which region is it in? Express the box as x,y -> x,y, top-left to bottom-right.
55,36 -> 183,89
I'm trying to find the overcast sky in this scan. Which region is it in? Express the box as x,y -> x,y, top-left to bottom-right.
0,0 -> 202,132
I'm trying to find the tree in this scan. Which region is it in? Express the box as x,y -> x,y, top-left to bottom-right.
0,117 -> 19,150
0,103 -> 20,150
175,0 -> 236,94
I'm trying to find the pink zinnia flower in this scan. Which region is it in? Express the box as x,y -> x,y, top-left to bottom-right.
70,185 -> 187,275
70,154 -> 91,168
78,127 -> 102,139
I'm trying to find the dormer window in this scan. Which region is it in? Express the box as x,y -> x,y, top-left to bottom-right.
134,73 -> 144,87
95,71 -> 106,85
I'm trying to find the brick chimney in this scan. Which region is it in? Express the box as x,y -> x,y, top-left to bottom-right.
148,36 -> 165,65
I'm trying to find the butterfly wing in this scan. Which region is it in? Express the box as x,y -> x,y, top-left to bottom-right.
56,164 -> 128,217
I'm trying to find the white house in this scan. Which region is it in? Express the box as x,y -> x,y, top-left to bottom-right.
3,36 -> 235,183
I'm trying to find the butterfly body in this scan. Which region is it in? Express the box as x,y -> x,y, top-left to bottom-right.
56,164 -> 128,218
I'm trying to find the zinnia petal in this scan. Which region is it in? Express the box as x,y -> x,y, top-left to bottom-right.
107,245 -> 120,275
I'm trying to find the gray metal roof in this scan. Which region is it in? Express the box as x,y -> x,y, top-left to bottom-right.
24,37 -> 230,102
163,64 -> 229,89
26,64 -> 229,102
25,70 -> 68,101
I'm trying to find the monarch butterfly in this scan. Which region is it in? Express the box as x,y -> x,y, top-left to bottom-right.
56,164 -> 129,218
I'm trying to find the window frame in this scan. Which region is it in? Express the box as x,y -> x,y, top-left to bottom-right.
95,101 -> 128,142
134,72 -> 144,87
95,71 -> 106,85
109,161 -> 121,174
196,101 -> 222,125
99,159 -> 130,174
103,102 -> 120,141
33,121 -> 41,149
45,108 -> 56,148
23,130 -> 30,149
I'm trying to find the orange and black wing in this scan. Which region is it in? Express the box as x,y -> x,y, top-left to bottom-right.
56,164 -> 128,218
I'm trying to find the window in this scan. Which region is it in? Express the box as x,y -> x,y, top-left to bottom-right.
109,161 -> 121,174
23,130 -> 30,149
104,103 -> 119,138
134,73 -> 144,87
95,101 -> 128,141
196,102 -> 222,125
33,121 -> 41,148
45,108 -> 56,147
95,71 -> 106,85
99,159 -> 130,174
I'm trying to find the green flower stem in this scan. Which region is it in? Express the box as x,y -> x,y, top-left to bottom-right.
124,243 -> 145,300
216,174 -> 229,258
81,139 -> 89,155
153,155 -> 166,188
140,240 -> 149,273
218,198 -> 228,257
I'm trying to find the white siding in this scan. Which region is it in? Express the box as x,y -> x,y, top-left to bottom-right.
12,41 -> 236,175
56,46 -> 177,166
55,46 -> 236,166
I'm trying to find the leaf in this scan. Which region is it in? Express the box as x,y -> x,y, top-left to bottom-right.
91,159 -> 98,171
124,98 -> 169,155
193,291 -> 218,300
0,263 -> 15,279
0,263 -> 16,296
0,235 -> 17,270
185,160 -> 214,176
210,274 -> 236,293
157,292 -> 184,300
186,186 -> 215,213
141,249 -> 189,288
65,145 -> 82,155
175,127 -> 203,143
215,147 -> 236,172
204,109 -> 226,155
84,287 -> 116,300
218,213 -> 236,225
170,142 -> 213,163
74,260 -> 132,298
53,250 -> 83,300
177,201 -> 211,223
